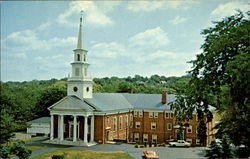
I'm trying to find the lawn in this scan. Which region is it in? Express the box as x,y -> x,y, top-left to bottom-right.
31,149 -> 133,159
26,145 -> 47,151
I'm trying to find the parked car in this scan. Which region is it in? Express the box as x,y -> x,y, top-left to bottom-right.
169,140 -> 191,147
143,150 -> 159,159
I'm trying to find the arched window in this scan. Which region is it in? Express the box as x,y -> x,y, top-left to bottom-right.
84,55 -> 86,61
77,54 -> 80,61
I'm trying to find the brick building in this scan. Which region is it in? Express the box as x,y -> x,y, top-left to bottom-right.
47,16 -> 215,147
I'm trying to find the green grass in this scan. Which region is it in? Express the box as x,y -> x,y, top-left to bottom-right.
26,145 -> 47,152
31,149 -> 134,159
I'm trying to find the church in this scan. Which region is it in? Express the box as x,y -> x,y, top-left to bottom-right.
47,16 -> 216,147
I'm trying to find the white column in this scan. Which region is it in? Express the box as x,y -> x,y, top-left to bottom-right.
73,115 -> 77,142
60,115 -> 64,141
90,116 -> 94,142
57,115 -> 60,138
84,116 -> 88,143
50,115 -> 54,140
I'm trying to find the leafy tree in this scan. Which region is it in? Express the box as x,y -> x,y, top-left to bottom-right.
221,135 -> 235,159
205,140 -> 223,159
0,145 -> 11,159
11,141 -> 32,159
35,82 -> 66,117
171,11 -> 250,155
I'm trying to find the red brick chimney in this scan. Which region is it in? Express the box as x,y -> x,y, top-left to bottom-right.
162,92 -> 167,104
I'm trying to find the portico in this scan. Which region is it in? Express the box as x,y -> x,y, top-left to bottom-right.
47,95 -> 96,147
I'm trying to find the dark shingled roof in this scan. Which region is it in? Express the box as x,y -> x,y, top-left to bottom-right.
27,117 -> 50,124
85,93 -> 175,111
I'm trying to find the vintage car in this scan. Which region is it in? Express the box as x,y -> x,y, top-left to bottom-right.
169,140 -> 191,147
143,150 -> 159,159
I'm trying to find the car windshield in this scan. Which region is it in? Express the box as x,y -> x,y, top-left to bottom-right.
147,151 -> 156,155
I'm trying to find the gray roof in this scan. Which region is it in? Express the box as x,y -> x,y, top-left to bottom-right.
28,117 -> 50,124
85,93 -> 175,111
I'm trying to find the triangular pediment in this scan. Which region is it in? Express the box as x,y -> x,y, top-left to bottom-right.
48,96 -> 94,111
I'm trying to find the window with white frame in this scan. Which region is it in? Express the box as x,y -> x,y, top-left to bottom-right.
165,112 -> 169,118
152,134 -> 157,143
151,122 -> 156,130
136,122 -> 141,129
186,138 -> 192,144
134,133 -> 139,141
187,125 -> 192,133
149,112 -> 153,118
167,123 -> 172,130
170,112 -> 174,118
139,111 -> 143,118
143,134 -> 148,142
130,114 -> 133,128
119,116 -> 123,130
154,112 -> 158,118
196,139 -> 200,145
113,117 -> 117,131
125,115 -> 128,127
134,111 -> 137,117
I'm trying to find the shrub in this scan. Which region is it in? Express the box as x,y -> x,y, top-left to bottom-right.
134,144 -> 138,148
11,141 -> 32,159
52,154 -> 65,159
0,145 -> 11,159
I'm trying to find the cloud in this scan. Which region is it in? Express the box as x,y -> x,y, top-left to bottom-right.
170,16 -> 189,25
129,27 -> 169,49
127,1 -> 194,12
211,1 -> 249,19
2,29 -> 76,58
57,1 -> 121,27
90,42 -> 128,58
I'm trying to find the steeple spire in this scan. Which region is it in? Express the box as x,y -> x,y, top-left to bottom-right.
77,11 -> 84,49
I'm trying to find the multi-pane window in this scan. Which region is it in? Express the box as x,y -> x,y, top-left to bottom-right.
113,117 -> 117,131
139,111 -> 143,118
154,112 -> 158,118
130,114 -> 133,128
196,139 -> 200,145
167,123 -> 172,130
134,133 -> 139,141
165,112 -> 169,118
149,112 -> 153,118
186,138 -> 192,144
119,116 -> 123,130
170,113 -> 174,118
143,134 -> 148,142
151,122 -> 156,129
152,134 -> 157,143
136,122 -> 141,129
125,115 -> 128,128
187,125 -> 192,133
134,111 -> 138,117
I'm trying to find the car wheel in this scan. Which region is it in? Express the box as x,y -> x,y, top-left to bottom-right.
173,144 -> 176,147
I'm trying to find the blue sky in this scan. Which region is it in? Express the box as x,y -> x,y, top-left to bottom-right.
1,0 -> 249,82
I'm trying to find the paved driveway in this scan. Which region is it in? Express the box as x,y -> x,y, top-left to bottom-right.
72,144 -> 207,159
27,138 -> 207,159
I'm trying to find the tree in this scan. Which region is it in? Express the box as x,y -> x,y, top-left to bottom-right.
35,83 -> 66,117
11,141 -> 32,159
172,11 -> 250,155
205,140 -> 222,159
221,135 -> 235,159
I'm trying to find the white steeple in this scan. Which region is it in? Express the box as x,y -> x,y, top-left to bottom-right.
67,12 -> 93,100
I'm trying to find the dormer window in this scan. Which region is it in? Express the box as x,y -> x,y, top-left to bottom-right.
77,54 -> 80,61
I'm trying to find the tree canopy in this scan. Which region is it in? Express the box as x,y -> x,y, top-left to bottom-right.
171,11 -> 250,157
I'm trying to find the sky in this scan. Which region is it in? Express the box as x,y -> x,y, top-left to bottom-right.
1,0 -> 249,82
